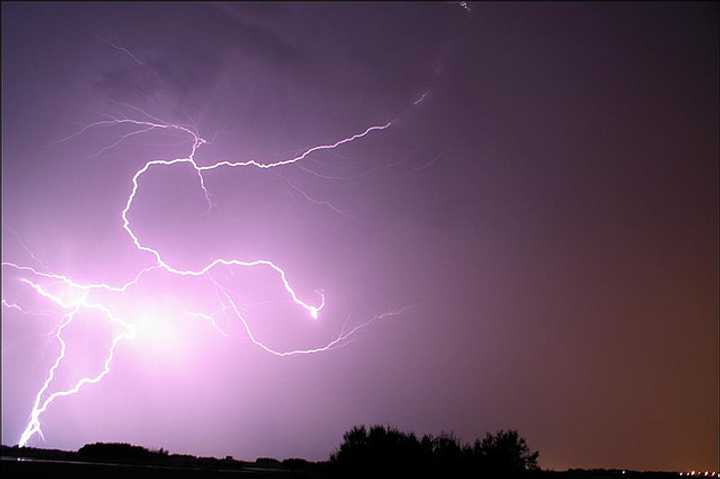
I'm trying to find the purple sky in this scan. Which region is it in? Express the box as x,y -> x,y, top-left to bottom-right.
1,2 -> 717,472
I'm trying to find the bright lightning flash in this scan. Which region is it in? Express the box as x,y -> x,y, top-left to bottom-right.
2,106 -> 403,448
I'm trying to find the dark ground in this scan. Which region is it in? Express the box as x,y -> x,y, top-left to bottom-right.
1,455 -> 681,479
1,457 -> 297,477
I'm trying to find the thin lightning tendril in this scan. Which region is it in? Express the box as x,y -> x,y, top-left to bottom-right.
283,177 -> 349,217
2,299 -> 24,311
2,225 -> 48,270
3,107 -> 402,447
100,38 -> 145,65
413,91 -> 430,105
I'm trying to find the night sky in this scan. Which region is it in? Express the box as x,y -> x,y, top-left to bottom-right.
1,2 -> 717,472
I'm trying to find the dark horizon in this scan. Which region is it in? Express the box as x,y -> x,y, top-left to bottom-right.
1,1 -> 718,473
0,429 -> 699,476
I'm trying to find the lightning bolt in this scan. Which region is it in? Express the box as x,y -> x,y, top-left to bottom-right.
3,106 -> 405,448
2,299 -> 24,312
99,37 -> 145,65
113,113 -> 391,319
413,91 -> 430,105
282,177 -> 349,217
11,278 -> 137,447
2,224 -> 48,270
187,311 -> 228,337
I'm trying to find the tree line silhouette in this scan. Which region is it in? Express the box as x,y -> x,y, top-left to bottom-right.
330,425 -> 539,477
3,425 -> 540,477
3,427 -> 683,478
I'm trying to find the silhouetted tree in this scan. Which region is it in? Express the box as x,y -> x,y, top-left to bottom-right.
431,432 -> 474,475
331,425 -> 540,477
330,425 -> 428,477
474,429 -> 539,474
78,442 -> 157,463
